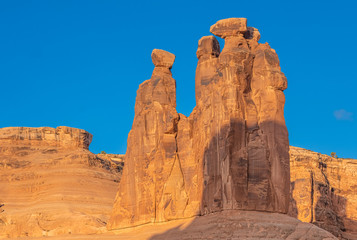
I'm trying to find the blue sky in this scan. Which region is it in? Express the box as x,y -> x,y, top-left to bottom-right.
0,0 -> 356,158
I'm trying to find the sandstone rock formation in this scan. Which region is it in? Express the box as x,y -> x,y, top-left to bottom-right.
108,48 -> 182,228
109,18 -> 290,229
0,127 -> 121,238
0,17 -> 353,240
289,147 -> 357,239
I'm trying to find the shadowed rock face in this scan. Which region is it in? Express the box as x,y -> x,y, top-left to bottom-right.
108,18 -> 290,230
0,127 -> 121,238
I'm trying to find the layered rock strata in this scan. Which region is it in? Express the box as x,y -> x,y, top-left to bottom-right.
109,18 -> 290,229
0,127 -> 121,238
0,126 -> 92,149
289,147 -> 357,239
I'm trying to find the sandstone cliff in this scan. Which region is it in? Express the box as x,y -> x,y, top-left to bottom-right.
0,126 -> 121,238
289,146 -> 357,239
109,17 -> 290,229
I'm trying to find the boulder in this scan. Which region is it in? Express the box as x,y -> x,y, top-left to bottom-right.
151,49 -> 175,69
210,18 -> 247,38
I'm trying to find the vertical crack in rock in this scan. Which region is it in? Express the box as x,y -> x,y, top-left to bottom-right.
310,170 -> 315,223
108,18 -> 290,230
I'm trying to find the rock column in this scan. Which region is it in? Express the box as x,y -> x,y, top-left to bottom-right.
108,49 -> 181,229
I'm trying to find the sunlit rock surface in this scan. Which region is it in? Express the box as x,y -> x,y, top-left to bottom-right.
0,127 -> 121,238
109,17 -> 290,230
289,146 -> 357,239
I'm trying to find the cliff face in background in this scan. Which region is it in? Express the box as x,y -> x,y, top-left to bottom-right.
0,126 -> 92,149
0,127 -> 122,238
289,146 -> 357,239
108,18 -> 290,230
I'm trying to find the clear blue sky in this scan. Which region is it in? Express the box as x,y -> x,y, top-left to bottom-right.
1,0 -> 356,158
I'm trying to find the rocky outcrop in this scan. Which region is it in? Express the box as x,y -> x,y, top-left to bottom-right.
0,127 -> 121,238
0,126 -> 92,149
289,147 -> 357,239
109,18 -> 290,229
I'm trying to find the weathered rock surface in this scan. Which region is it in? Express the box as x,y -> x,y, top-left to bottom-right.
0,127 -> 121,238
96,153 -> 125,173
289,146 -> 357,239
149,210 -> 337,240
109,18 -> 290,229
12,211 -> 337,240
151,49 -> 176,69
108,49 -> 180,229
210,18 -> 248,38
0,126 -> 92,149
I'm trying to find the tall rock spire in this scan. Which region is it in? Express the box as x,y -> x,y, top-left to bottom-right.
108,49 -> 180,229
108,18 -> 290,230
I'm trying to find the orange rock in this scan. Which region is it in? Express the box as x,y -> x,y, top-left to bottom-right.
149,210 -> 337,240
0,127 -> 121,238
0,126 -> 92,149
210,18 -> 248,38
108,49 -> 181,229
289,146 -> 357,239
109,18 -> 290,229
151,49 -> 175,69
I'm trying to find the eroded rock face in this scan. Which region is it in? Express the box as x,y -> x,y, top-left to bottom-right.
108,49 -> 181,229
109,18 -> 290,229
0,126 -> 92,149
289,147 -> 357,239
0,127 -> 121,238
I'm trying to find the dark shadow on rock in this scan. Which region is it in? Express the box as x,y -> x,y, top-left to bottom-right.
148,121 -> 296,239
288,181 -> 298,218
147,122 -> 357,239
148,210 -> 338,240
313,179 -> 357,239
